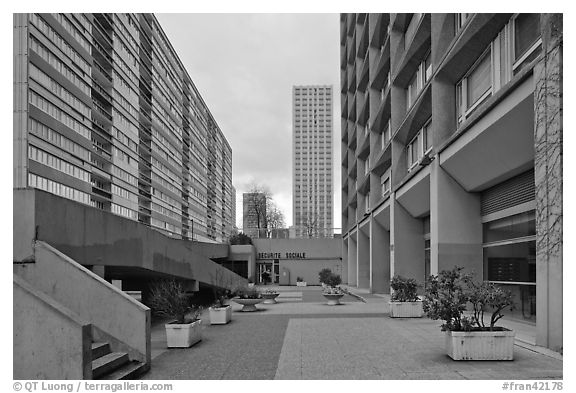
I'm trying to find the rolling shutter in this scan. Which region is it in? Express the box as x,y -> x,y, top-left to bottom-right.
481,169 -> 535,216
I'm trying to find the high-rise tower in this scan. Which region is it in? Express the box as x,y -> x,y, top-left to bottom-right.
292,85 -> 333,238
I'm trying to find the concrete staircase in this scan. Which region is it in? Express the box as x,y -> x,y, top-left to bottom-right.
91,342 -> 146,380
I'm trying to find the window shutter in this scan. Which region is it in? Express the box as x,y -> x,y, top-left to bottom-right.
481,169 -> 535,216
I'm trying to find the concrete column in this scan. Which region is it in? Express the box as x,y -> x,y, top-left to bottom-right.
347,233 -> 358,286
357,224 -> 370,289
370,219 -> 390,293
430,160 -> 483,276
342,238 -> 349,283
390,197 -> 425,286
534,14 -> 563,352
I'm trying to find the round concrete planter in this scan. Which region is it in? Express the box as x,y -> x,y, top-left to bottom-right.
232,297 -> 264,312
209,305 -> 232,324
389,301 -> 423,318
164,319 -> 202,348
322,293 -> 344,305
445,328 -> 515,360
261,293 -> 280,304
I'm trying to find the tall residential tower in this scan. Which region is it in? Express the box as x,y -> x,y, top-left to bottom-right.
292,85 -> 334,238
13,13 -> 233,243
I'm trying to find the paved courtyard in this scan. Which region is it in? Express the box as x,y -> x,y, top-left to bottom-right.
141,286 -> 562,380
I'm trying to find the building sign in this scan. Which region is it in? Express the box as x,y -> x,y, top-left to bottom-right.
258,252 -> 307,260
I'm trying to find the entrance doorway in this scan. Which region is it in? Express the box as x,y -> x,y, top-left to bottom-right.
257,260 -> 280,284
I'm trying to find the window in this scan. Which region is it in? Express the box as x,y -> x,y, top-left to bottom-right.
456,14 -> 542,124
513,14 -> 542,74
381,172 -> 391,197
406,119 -> 432,171
382,119 -> 391,149
406,51 -> 432,110
455,13 -> 471,32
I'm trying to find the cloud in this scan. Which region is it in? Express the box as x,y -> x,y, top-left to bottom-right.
156,13 -> 341,229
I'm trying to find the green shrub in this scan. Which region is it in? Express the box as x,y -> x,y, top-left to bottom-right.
234,284 -> 261,299
318,268 -> 332,284
148,279 -> 201,324
390,275 -> 420,302
324,272 -> 342,288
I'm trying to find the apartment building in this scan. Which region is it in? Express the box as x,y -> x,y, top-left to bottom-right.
14,13 -> 233,243
340,14 -> 562,351
292,85 -> 334,238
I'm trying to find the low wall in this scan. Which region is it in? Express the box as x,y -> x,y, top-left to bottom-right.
14,275 -> 92,379
14,241 -> 151,366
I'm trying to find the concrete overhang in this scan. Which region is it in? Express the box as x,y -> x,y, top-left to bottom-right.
439,75 -> 535,192
373,200 -> 391,231
395,165 -> 431,218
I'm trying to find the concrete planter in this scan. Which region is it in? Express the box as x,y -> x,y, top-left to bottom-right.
445,329 -> 515,360
209,305 -> 232,324
323,293 -> 344,305
165,319 -> 202,348
389,301 -> 423,318
261,293 -> 280,304
296,281 -> 307,287
233,297 -> 264,312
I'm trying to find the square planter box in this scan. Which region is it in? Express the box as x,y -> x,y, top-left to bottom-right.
296,281 -> 307,287
209,305 -> 232,324
445,329 -> 515,360
389,301 -> 423,318
165,319 -> 202,348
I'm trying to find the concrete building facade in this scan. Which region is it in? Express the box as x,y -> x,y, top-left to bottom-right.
13,13 -> 234,243
292,85 -> 334,238
340,13 -> 562,351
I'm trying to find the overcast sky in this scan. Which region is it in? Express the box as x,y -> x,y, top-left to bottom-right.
155,14 -> 341,229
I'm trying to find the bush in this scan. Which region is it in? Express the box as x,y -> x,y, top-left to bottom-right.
296,276 -> 304,282
390,275 -> 420,302
148,279 -> 201,324
324,272 -> 342,288
229,232 -> 253,245
233,284 -> 261,299
318,268 -> 332,284
423,266 -> 515,331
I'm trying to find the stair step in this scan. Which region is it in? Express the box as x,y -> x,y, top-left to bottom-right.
91,342 -> 111,360
97,361 -> 147,380
92,352 -> 129,379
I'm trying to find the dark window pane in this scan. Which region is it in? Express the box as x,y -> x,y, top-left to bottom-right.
515,14 -> 541,60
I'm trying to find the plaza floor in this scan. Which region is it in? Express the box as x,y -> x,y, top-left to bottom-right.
140,286 -> 562,380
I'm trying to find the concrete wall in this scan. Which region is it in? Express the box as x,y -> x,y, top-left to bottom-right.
14,241 -> 151,366
347,234 -> 358,286
370,221 -> 390,293
357,226 -> 370,288
252,238 -> 344,285
391,199 -> 425,288
14,275 -> 92,379
534,14 -> 563,352
228,244 -> 256,281
431,161 -> 483,275
13,189 -> 245,288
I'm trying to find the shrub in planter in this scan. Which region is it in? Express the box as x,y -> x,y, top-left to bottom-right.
389,275 -> 422,318
296,276 -> 307,287
423,266 -> 516,360
209,287 -> 232,325
261,288 -> 280,304
322,273 -> 344,305
232,284 -> 263,312
318,268 -> 332,285
148,279 -> 203,348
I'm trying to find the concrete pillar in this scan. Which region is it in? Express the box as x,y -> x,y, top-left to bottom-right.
370,220 -> 390,293
342,238 -> 349,283
534,14 -> 563,352
390,197 -> 425,286
357,224 -> 370,289
430,160 -> 483,276
347,233 -> 358,286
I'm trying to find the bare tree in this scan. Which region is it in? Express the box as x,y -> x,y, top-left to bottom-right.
244,183 -> 271,238
302,211 -> 320,238
266,200 -> 286,237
